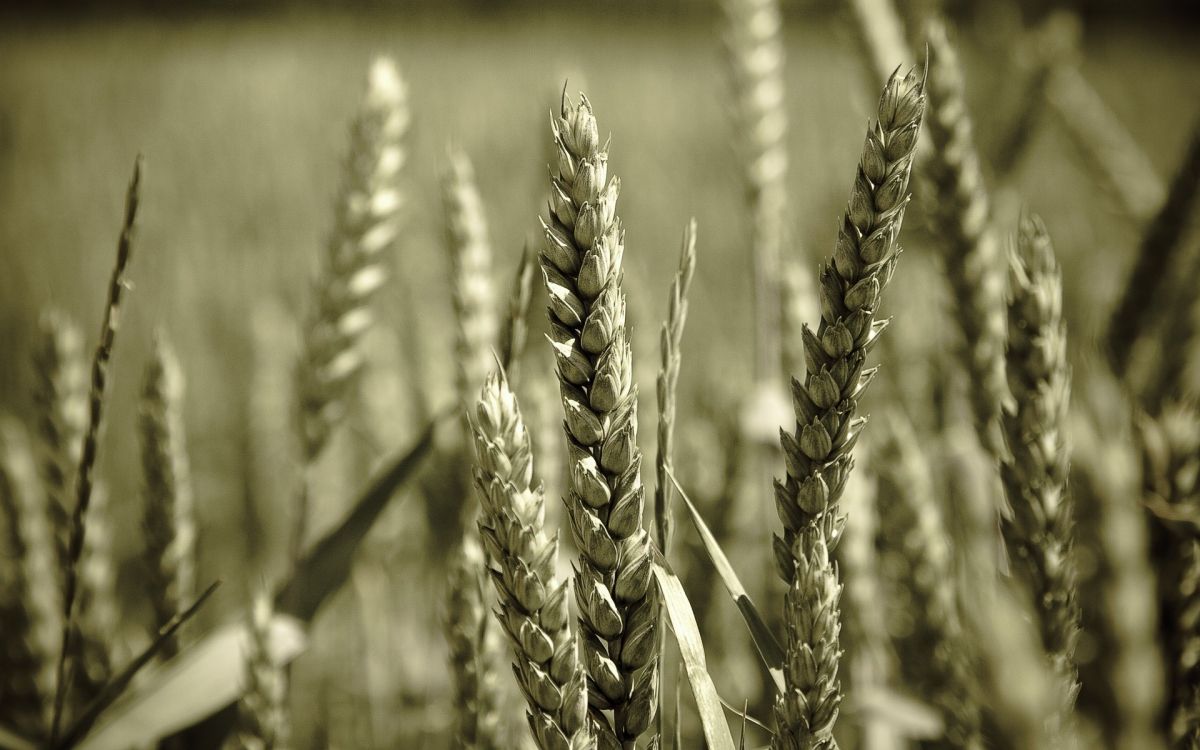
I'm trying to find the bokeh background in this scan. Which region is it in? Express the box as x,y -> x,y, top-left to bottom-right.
1,0 -> 1198,746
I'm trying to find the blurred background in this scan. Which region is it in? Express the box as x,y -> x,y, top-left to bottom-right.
0,0 -> 1198,746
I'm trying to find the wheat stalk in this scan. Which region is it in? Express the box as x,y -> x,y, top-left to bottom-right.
720,0 -> 787,384
471,371 -> 592,749
654,219 -> 697,558
998,214 -> 1080,727
50,156 -> 142,741
772,65 -> 926,749
445,146 -> 500,408
229,592 -> 292,750
444,536 -> 505,750
923,17 -> 1008,459
500,244 -> 537,389
139,334 -> 196,658
539,90 -> 659,746
294,57 -> 408,557
873,414 -> 982,749
1107,121 -> 1200,381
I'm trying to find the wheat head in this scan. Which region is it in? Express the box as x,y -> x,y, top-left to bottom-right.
444,536 -> 505,749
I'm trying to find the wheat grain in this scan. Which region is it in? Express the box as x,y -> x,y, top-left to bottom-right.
720,0 -> 787,384
471,371 -> 592,750
923,17 -> 1008,459
444,146 -> 500,408
500,244 -> 537,389
51,156 -> 142,740
539,90 -> 659,746
772,65 -> 926,750
654,219 -> 697,559
998,214 -> 1080,727
445,536 -> 505,750
229,592 -> 292,750
873,414 -> 982,750
139,334 -> 196,658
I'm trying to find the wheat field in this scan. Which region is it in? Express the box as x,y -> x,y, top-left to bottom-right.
1,2 -> 1199,749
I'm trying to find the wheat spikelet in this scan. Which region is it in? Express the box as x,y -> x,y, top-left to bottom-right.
51,156 -> 142,740
139,334 -> 196,658
32,311 -> 88,581
771,65 -> 926,749
923,17 -> 1008,459
1107,121 -> 1200,381
229,592 -> 292,750
720,0 -> 787,383
445,146 -> 500,407
998,215 -> 1080,725
654,220 -> 697,558
873,414 -> 982,750
539,91 -> 659,745
501,245 -> 537,389
1047,64 -> 1165,225
444,536 -> 505,749
471,371 -> 593,750
297,57 -> 408,464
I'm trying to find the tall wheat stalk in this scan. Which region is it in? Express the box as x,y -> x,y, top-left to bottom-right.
998,215 -> 1080,728
923,17 -> 1008,459
139,335 -> 196,658
539,91 -> 659,746
472,371 -> 592,749
772,66 -> 926,749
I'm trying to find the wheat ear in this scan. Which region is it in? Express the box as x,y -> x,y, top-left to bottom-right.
873,414 -> 982,749
444,536 -> 505,750
500,244 -> 537,389
998,215 -> 1081,725
924,17 -> 1008,459
73,484 -> 120,704
293,57 -> 407,557
50,156 -> 142,740
139,334 -> 196,658
539,91 -> 659,746
229,592 -> 291,750
445,146 -> 500,407
472,371 -> 593,750
654,220 -> 697,558
720,0 -> 787,383
1107,122 -> 1200,380
772,65 -> 926,750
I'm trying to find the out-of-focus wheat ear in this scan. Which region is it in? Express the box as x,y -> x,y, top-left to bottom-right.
500,244 -> 537,389
471,371 -> 592,749
444,537 -> 505,750
1138,403 -> 1200,748
294,57 -> 408,557
73,484 -> 121,705
780,259 -> 818,382
50,155 -> 142,742
923,17 -> 1008,460
873,413 -> 983,749
1107,122 -> 1200,381
539,91 -> 659,744
31,311 -> 88,583
719,0 -> 787,385
444,145 -> 500,409
230,591 -> 292,750
0,420 -> 57,738
1072,388 -> 1166,750
998,215 -> 1081,729
1047,64 -> 1165,225
771,63 -> 926,750
990,11 -> 1081,179
654,219 -> 697,558
847,0 -> 917,89
139,334 -> 196,658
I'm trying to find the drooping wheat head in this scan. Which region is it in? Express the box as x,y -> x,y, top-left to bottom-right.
539,91 -> 659,746
873,414 -> 982,749
471,371 -> 592,749
924,17 -> 1008,459
998,214 -> 1080,724
771,65 -> 926,750
444,536 -> 505,749
229,592 -> 292,750
139,334 -> 196,658
719,0 -> 787,383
